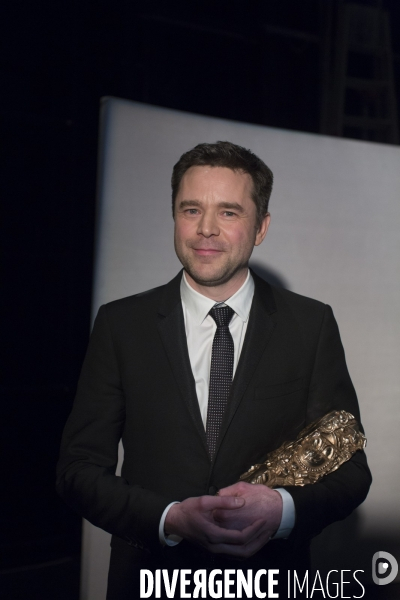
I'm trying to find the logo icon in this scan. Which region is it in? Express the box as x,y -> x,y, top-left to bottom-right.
372,551 -> 398,585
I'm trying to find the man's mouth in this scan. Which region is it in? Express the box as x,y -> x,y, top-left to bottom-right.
193,248 -> 223,256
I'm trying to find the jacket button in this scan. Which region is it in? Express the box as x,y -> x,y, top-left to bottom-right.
208,485 -> 218,495
126,536 -> 144,550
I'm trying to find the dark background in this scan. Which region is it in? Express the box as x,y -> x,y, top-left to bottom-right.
2,1 -> 400,598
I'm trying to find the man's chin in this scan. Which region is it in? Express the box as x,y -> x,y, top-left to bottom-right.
183,265 -> 243,288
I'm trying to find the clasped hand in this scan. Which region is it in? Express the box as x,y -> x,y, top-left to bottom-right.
164,482 -> 282,559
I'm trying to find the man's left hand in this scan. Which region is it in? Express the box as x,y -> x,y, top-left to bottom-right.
212,482 -> 283,557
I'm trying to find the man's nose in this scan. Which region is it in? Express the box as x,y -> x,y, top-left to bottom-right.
197,212 -> 220,237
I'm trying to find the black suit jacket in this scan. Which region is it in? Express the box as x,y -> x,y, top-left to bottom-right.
56,271 -> 371,586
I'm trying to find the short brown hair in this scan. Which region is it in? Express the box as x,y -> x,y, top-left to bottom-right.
171,141 -> 273,227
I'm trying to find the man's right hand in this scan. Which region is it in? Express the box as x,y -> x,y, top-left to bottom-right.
164,496 -> 265,556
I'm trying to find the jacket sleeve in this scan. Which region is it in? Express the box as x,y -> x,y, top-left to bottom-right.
284,304 -> 372,540
56,305 -> 171,551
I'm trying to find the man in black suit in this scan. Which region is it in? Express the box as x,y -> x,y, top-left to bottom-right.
57,141 -> 371,598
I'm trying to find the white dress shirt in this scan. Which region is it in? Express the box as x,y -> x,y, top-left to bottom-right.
159,270 -> 295,545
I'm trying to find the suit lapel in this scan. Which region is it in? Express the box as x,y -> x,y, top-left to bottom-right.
216,272 -> 277,455
156,270 -> 278,461
156,271 -> 209,454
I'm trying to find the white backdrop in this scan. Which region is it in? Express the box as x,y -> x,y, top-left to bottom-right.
82,97 -> 400,599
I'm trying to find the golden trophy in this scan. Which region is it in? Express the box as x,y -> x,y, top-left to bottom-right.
239,410 -> 366,488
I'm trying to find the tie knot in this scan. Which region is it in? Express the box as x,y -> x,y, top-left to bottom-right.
209,305 -> 235,328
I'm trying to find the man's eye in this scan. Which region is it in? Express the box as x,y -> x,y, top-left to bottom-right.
223,211 -> 236,217
186,208 -> 199,215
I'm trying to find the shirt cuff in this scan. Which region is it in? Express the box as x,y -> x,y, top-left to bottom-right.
271,488 -> 295,539
158,502 -> 183,546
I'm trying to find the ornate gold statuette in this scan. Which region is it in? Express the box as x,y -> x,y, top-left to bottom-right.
239,410 -> 366,488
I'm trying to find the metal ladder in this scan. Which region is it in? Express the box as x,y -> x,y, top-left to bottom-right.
325,1 -> 398,143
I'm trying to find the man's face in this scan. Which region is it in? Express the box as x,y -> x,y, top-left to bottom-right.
174,166 -> 270,288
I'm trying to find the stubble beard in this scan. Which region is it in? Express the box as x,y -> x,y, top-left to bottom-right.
175,243 -> 249,288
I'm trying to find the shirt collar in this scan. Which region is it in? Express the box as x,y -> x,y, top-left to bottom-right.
180,270 -> 255,326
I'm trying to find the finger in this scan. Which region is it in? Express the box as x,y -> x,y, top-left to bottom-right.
217,482 -> 251,497
213,507 -> 247,520
236,518 -> 266,544
208,528 -> 271,558
203,518 -> 264,546
200,495 -> 245,511
212,510 -> 250,530
198,522 -> 259,548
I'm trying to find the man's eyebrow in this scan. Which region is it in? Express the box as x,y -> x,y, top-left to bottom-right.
178,199 -> 202,209
177,200 -> 245,212
217,202 -> 244,212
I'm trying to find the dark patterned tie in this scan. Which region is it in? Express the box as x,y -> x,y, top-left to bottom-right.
206,305 -> 235,459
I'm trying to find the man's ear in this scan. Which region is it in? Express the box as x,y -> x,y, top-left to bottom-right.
255,213 -> 271,246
